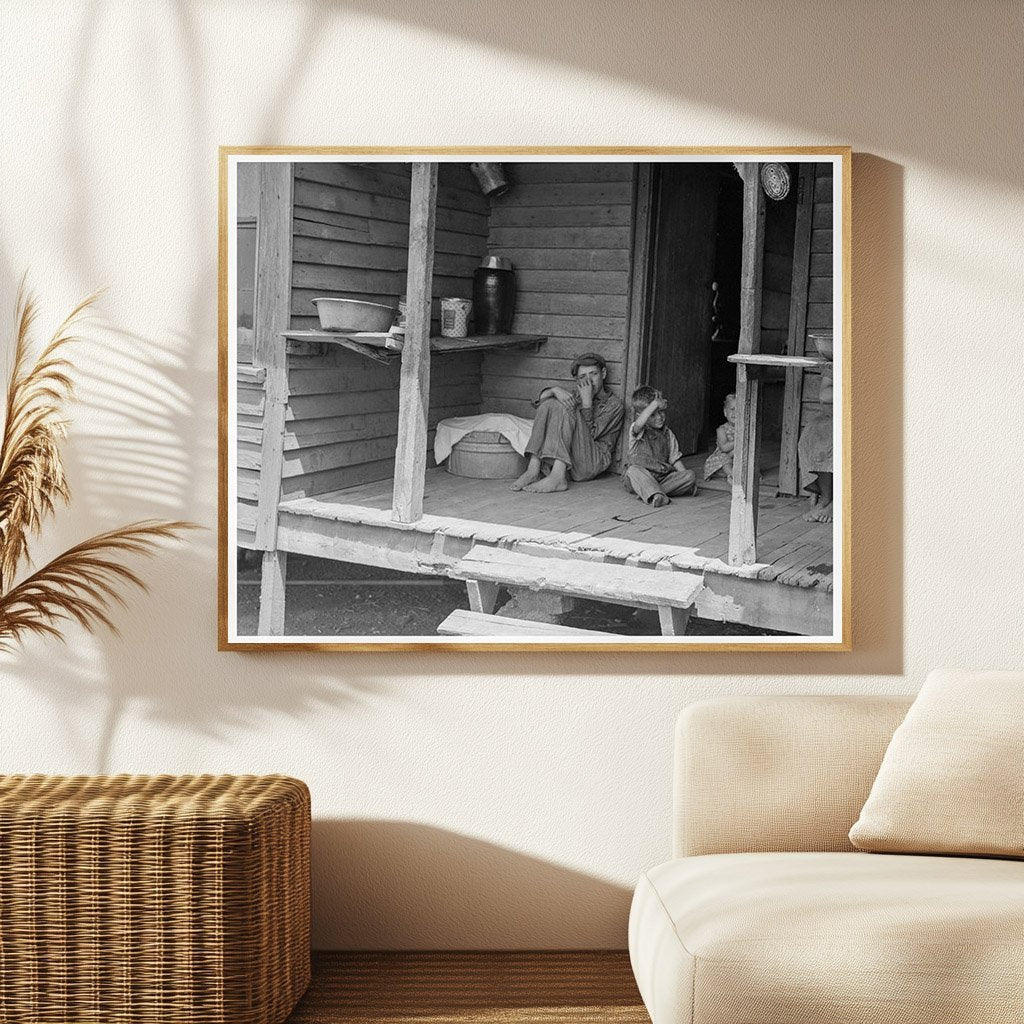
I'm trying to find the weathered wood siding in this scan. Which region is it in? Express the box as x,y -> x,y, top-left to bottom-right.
237,163 -> 260,333
478,163 -> 635,419
759,180 -> 798,450
236,352 -> 263,548
800,162 -> 835,414
290,162 -> 489,329
282,162 -> 490,497
238,346 -> 482,507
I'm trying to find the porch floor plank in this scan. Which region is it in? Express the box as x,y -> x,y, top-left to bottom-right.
283,468 -> 833,589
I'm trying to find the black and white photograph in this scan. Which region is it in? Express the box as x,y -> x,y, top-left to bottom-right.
221,150 -> 849,649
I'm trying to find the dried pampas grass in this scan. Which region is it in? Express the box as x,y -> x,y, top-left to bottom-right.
0,280 -> 195,651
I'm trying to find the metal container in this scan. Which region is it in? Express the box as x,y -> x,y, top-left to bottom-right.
472,256 -> 516,335
447,430 -> 527,479
311,297 -> 396,333
439,297 -> 472,338
469,163 -> 509,198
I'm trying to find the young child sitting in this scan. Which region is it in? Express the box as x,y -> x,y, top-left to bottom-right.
703,393 -> 737,484
623,385 -> 697,507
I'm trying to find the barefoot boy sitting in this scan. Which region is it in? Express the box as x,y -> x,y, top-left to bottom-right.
623,385 -> 697,507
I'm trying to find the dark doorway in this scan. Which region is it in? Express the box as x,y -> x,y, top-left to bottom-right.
635,163 -> 791,471
638,163 -> 720,456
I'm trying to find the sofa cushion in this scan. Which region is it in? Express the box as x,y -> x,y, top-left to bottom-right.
629,852 -> 1024,1024
849,668 -> 1024,857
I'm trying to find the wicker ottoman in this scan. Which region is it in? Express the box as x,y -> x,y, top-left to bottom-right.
0,774 -> 310,1024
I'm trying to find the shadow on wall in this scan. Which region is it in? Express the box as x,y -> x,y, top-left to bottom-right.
312,819 -> 634,949
0,3 -> 378,771
1,4 -> 914,776
331,0 -> 1020,188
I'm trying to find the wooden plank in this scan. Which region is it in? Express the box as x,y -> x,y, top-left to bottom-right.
286,381 -> 480,421
393,163 -> 438,524
489,204 -> 632,227
294,161 -> 488,215
488,225 -> 631,250
809,253 -> 832,277
502,163 -> 634,184
256,549 -> 287,635
453,546 -> 703,610
466,580 -> 501,615
488,248 -> 631,272
810,229 -> 833,253
481,354 -> 622,381
281,458 -> 396,499
237,365 -> 266,385
485,336 -> 623,363
807,302 -> 833,328
512,270 -> 628,296
490,181 -> 633,206
658,605 -> 692,637
728,353 -> 827,369
236,500 -> 257,531
728,164 -> 766,567
778,163 -> 815,495
507,313 -> 625,341
293,214 -> 485,259
511,291 -> 628,318
237,468 -> 260,501
437,609 -> 619,638
293,246 -> 480,284
253,162 -> 293,552
237,386 -> 265,417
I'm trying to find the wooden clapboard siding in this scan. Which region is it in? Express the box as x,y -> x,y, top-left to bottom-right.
278,162 -> 489,496
290,162 -> 489,329
237,164 -> 259,329
479,163 -> 635,414
281,347 -> 483,497
799,162 -> 835,431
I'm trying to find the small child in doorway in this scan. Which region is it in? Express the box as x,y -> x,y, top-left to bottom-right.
703,393 -> 737,484
623,385 -> 697,507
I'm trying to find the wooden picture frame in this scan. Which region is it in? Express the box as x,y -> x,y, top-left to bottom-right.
218,148 -> 851,651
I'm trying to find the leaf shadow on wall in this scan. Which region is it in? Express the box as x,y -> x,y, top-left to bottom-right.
0,1 -> 388,773
330,0 -> 1020,189
311,819 -> 634,950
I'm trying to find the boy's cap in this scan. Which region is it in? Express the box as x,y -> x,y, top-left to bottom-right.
570,352 -> 607,376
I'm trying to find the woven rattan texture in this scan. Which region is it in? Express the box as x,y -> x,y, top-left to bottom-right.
0,774 -> 311,1024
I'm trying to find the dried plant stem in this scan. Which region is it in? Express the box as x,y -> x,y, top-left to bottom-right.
0,280 -> 197,651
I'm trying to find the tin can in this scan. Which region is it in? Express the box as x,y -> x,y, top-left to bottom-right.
439,297 -> 472,338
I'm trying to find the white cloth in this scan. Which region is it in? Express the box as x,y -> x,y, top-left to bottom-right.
433,413 -> 534,464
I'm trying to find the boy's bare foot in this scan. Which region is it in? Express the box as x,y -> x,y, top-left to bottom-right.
525,473 -> 568,493
804,501 -> 833,523
511,457 -> 542,491
650,493 -> 670,507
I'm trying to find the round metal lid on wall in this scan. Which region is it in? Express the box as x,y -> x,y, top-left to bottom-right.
760,162 -> 792,200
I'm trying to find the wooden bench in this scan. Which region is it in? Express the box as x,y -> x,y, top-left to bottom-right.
450,546 -> 704,636
437,609 -> 619,639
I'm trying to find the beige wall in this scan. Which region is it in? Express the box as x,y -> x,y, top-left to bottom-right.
1,2 -> 1021,949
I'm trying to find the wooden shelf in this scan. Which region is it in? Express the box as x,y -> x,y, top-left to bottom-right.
728,353 -> 830,370
282,331 -> 546,364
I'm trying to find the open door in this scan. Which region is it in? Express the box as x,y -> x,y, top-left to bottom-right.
638,163 -> 720,455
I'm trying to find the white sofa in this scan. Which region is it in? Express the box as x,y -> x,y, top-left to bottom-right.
628,695 -> 1024,1024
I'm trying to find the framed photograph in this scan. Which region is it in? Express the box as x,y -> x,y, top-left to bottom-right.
218,148 -> 850,651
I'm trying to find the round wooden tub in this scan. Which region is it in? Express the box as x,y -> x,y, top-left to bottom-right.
446,430 -> 527,479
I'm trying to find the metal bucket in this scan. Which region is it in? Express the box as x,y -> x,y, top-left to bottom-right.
447,431 -> 527,479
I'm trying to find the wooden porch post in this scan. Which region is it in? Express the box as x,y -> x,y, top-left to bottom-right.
777,163 -> 815,495
728,164 -> 767,566
393,162 -> 439,524
253,161 -> 293,634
